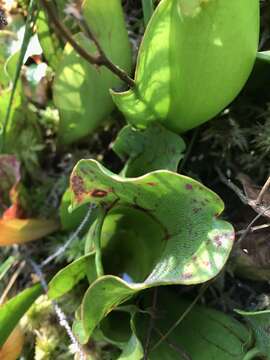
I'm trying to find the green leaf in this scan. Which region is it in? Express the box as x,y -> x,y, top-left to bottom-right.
71,159 -> 234,285
70,159 -> 234,340
60,189 -> 91,231
48,253 -> 97,300
135,289 -> 252,360
53,0 -> 132,145
73,317 -> 90,345
0,86 -> 21,136
141,0 -> 154,26
236,309 -> 270,358
100,308 -> 143,360
97,289 -> 253,360
111,0 -> 259,133
118,320 -> 143,360
0,256 -> 15,281
82,276 -> 137,340
113,123 -> 186,176
1,0 -> 37,152
36,10 -> 62,70
0,283 -> 42,347
0,14 -> 25,87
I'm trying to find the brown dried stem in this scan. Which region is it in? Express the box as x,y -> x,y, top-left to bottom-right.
39,0 -> 135,88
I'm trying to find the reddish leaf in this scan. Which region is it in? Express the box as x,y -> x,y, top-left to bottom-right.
0,218 -> 59,246
0,156 -> 21,212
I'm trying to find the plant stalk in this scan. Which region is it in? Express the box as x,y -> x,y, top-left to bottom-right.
94,208 -> 106,277
0,0 -> 36,152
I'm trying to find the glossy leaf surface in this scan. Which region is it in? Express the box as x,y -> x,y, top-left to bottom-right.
70,159 -> 234,339
48,253 -> 97,299
112,0 -> 259,133
113,123 -> 185,176
0,284 -> 42,347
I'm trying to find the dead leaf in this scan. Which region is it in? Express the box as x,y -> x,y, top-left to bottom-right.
0,155 -> 20,212
237,173 -> 270,218
0,326 -> 24,360
233,228 -> 270,281
0,218 -> 59,246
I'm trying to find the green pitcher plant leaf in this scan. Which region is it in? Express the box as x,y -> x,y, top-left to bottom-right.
0,283 -> 42,347
111,0 -> 259,133
100,307 -> 143,360
96,289 -> 255,360
36,10 -> 63,70
113,123 -> 186,177
69,159 -> 234,340
141,0 -> 155,27
60,189 -> 91,231
117,315 -> 143,360
236,309 -> 270,358
48,253 -> 97,300
53,0 -> 132,145
135,289 -> 254,360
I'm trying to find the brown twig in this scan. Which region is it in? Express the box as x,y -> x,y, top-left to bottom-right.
256,176 -> 270,204
216,167 -> 270,217
236,205 -> 270,247
39,0 -> 135,88
236,223 -> 270,235
76,14 -> 135,88
216,167 -> 247,204
0,261 -> 25,305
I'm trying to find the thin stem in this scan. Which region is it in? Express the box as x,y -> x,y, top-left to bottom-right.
41,204 -> 95,268
150,284 -> 208,352
143,288 -> 158,359
23,250 -> 87,360
39,0 -> 135,88
141,0 -> 154,27
237,205 -> 270,247
153,327 -> 192,360
0,261 -> 25,305
256,176 -> 270,204
39,0 -> 100,64
94,208 -> 106,277
70,9 -> 135,88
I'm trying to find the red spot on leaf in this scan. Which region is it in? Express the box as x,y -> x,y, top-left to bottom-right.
182,272 -> 193,280
202,260 -> 210,267
90,189 -> 108,198
214,235 -> 223,247
185,184 -> 193,190
71,175 -> 85,196
146,182 -> 157,186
